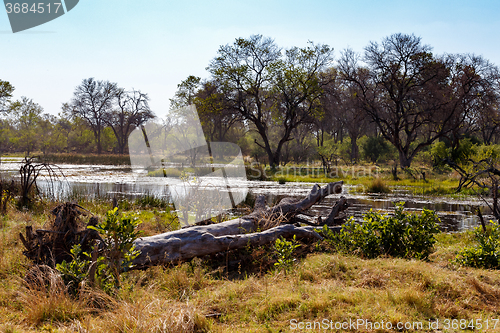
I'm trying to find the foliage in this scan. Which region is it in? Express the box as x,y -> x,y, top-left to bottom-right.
431,138 -> 476,167
135,193 -> 170,209
273,235 -> 300,271
454,221 -> 500,269
57,208 -> 143,294
55,244 -> 92,294
0,79 -> 14,113
0,178 -> 16,214
316,136 -> 352,172
362,136 -> 393,163
322,202 -> 440,259
88,208 -> 142,287
9,97 -> 44,155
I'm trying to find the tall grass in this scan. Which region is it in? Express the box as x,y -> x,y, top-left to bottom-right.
366,178 -> 391,193
20,265 -> 89,325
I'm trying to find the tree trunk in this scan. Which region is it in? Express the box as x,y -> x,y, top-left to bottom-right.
132,181 -> 345,268
19,182 -> 348,270
398,150 -> 413,168
350,137 -> 359,163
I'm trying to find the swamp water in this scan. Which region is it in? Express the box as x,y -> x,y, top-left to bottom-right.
0,157 -> 493,231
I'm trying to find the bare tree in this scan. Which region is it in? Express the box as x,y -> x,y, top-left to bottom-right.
321,68 -> 368,163
105,89 -> 155,154
339,34 -> 499,168
68,78 -> 119,154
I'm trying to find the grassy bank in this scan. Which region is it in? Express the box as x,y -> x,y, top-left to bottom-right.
38,153 -> 132,166
0,199 -> 499,332
257,163 -> 472,196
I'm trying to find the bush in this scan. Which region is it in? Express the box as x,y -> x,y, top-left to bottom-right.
362,136 -> 392,163
454,221 -> 500,269
322,202 -> 440,260
273,235 -> 300,272
57,208 -> 143,294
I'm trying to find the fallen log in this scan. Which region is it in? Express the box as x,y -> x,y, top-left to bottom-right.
20,182 -> 347,270
132,181 -> 346,268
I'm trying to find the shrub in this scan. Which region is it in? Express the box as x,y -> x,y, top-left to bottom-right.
362,136 -> 392,163
135,193 -> 170,209
273,235 -> 300,272
57,208 -> 143,294
322,202 -> 440,260
454,221 -> 500,269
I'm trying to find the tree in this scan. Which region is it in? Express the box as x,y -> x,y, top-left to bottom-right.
446,54 -> 500,146
194,81 -> 244,142
105,89 -> 155,154
340,34 -> 500,168
9,97 -> 43,156
269,42 -> 334,166
321,68 -> 369,163
169,75 -> 201,109
0,79 -> 14,113
68,78 -> 119,154
208,35 -> 333,168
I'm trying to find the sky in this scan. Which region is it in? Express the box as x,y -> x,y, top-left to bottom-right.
1,0 -> 500,119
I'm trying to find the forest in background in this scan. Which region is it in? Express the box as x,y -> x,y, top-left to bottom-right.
1,33 -> 500,173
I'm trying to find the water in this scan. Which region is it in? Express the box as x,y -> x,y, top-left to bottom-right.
1,157 -> 493,231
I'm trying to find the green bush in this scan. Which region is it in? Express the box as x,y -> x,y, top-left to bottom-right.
454,221 -> 500,269
273,235 -> 300,272
57,208 -> 143,294
362,136 -> 392,163
135,193 -> 170,209
322,202 -> 440,260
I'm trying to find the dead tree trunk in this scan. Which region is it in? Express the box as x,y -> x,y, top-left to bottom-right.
133,181 -> 346,268
20,182 -> 348,270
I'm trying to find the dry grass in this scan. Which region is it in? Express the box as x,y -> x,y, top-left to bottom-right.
2,205 -> 500,332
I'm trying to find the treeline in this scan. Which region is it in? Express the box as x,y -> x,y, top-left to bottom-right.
1,33 -> 500,169
171,33 -> 500,170
0,78 -> 154,155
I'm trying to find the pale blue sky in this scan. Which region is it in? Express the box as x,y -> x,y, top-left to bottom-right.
1,0 -> 500,118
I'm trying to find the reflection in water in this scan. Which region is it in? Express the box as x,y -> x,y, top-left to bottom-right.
1,157 -> 494,231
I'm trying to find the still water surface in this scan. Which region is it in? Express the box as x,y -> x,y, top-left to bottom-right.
1,157 -> 492,231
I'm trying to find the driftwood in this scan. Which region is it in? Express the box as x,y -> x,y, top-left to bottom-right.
20,182 -> 348,271
132,181 -> 347,268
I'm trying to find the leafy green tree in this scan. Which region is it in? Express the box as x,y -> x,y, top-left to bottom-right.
194,80 -> 243,144
207,35 -> 333,168
169,75 -> 201,109
0,79 -> 14,114
67,117 -> 96,153
362,136 -> 392,163
9,97 -> 43,155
